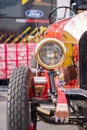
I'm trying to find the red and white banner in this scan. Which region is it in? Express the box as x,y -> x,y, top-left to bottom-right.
0,43 -> 37,79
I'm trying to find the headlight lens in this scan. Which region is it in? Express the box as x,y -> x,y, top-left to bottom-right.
35,38 -> 66,70
39,43 -> 63,65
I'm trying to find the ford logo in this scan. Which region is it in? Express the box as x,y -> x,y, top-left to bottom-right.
25,9 -> 44,18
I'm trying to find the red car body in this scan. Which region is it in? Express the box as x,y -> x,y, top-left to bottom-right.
7,8 -> 87,130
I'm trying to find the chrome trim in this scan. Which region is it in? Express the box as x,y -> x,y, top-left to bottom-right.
34,76 -> 47,84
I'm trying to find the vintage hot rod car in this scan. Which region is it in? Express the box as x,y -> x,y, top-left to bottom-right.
7,6 -> 87,130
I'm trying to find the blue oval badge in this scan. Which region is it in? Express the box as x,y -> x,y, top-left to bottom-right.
25,9 -> 44,18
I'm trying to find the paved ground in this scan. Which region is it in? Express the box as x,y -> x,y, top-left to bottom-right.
0,92 -> 80,130
0,92 -> 7,130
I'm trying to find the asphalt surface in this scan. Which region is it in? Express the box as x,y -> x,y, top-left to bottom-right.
0,92 -> 80,130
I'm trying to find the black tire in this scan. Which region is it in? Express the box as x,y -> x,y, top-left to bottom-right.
7,66 -> 35,130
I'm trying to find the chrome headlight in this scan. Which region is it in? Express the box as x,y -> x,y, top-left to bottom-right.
35,38 -> 66,70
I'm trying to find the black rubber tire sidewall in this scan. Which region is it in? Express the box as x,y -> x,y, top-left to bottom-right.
7,66 -> 34,130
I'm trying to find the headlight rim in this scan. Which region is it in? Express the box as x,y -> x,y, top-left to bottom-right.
35,38 -> 66,70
